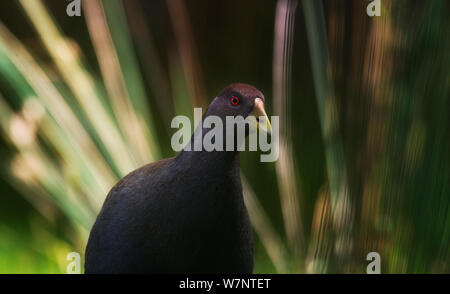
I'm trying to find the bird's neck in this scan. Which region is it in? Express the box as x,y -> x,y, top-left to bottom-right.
176,121 -> 241,175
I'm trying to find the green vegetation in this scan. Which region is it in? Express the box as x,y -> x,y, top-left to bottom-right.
0,0 -> 448,273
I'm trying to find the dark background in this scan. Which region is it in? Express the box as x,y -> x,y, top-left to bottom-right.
0,0 -> 448,273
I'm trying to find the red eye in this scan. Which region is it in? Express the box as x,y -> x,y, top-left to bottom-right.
230,96 -> 240,106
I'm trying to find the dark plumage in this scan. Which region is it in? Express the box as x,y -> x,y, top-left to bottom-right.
85,83 -> 269,274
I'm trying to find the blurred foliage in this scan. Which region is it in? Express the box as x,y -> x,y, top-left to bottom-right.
0,0 -> 448,273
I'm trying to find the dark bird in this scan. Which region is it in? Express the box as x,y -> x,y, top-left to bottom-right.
85,83 -> 271,274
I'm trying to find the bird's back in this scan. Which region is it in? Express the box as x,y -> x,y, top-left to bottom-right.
85,156 -> 253,273
85,158 -> 172,273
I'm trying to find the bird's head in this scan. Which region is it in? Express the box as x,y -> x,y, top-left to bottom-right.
205,83 -> 272,134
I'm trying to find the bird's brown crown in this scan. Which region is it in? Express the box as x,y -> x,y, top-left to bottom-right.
218,83 -> 265,104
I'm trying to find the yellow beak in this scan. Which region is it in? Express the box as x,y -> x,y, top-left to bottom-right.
250,98 -> 272,134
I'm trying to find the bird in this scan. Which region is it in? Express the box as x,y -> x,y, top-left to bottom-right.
85,83 -> 271,274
